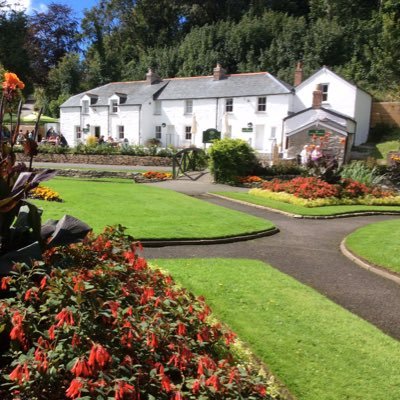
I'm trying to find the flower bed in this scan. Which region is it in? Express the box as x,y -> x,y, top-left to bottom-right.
0,227 -> 279,399
249,177 -> 400,207
29,185 -> 62,202
141,171 -> 172,181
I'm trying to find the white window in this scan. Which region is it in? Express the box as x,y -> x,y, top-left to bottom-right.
185,99 -> 193,114
185,126 -> 192,140
110,100 -> 118,113
82,100 -> 89,114
118,125 -> 124,139
75,126 -> 81,139
155,126 -> 162,139
225,98 -> 233,112
258,97 -> 266,112
321,84 -> 329,101
270,126 -> 276,138
154,100 -> 161,115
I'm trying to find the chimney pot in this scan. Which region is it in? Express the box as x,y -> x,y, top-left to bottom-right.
312,84 -> 323,108
294,61 -> 303,86
146,68 -> 160,85
213,63 -> 226,81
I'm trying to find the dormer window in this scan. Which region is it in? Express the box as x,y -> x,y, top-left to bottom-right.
185,100 -> 193,114
321,83 -> 329,102
90,97 -> 97,105
111,100 -> 118,113
82,100 -> 89,114
225,98 -> 233,113
154,100 -> 162,115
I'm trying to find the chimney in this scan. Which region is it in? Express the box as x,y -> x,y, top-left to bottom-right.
312,84 -> 323,108
146,68 -> 160,85
294,61 -> 303,86
213,63 -> 226,81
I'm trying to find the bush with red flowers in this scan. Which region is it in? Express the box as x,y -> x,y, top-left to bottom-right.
142,171 -> 172,181
0,226 -> 280,399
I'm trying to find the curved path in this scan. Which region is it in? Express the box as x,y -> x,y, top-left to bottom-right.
143,178 -> 400,340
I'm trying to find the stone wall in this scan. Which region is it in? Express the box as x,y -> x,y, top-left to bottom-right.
371,102 -> 400,128
16,153 -> 173,166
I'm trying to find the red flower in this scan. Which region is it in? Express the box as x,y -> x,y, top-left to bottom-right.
177,322 -> 186,336
71,358 -> 92,377
66,378 -> 83,399
55,308 -> 75,327
1,276 -> 11,290
115,380 -> 136,400
171,391 -> 183,400
206,374 -> 220,391
9,363 -> 29,384
161,374 -> 172,392
39,276 -> 47,290
192,380 -> 201,394
147,332 -> 158,349
88,343 -> 111,369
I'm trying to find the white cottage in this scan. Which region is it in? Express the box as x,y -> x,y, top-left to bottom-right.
60,64 -> 372,160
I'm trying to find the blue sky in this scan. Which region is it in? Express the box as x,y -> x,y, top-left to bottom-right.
5,0 -> 99,18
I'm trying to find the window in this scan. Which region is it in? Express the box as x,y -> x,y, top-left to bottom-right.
185,99 -> 193,114
225,98 -> 233,112
321,84 -> 329,102
185,126 -> 192,140
118,126 -> 124,139
258,97 -> 266,112
155,126 -> 162,139
75,126 -> 81,139
110,100 -> 118,113
270,126 -> 276,138
154,100 -> 162,115
82,100 -> 89,114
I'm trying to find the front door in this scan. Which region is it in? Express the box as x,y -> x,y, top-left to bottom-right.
94,126 -> 101,138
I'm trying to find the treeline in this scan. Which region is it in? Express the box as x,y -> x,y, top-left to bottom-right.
0,0 -> 399,117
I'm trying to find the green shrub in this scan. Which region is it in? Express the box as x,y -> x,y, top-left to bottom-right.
340,161 -> 383,186
209,139 -> 258,184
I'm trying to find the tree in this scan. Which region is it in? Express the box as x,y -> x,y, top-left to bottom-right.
28,3 -> 80,84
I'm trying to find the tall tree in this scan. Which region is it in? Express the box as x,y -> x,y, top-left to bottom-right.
28,2 -> 80,84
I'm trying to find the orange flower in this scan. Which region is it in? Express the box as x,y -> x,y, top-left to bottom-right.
71,358 -> 92,377
88,343 -> 111,369
114,381 -> 136,400
66,378 -> 83,399
2,72 -> 25,92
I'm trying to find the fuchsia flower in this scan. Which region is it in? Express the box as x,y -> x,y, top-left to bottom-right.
66,378 -> 83,399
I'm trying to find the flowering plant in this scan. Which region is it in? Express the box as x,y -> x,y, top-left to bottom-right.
142,171 -> 172,181
29,185 -> 62,202
0,72 -> 89,274
0,226 -> 279,399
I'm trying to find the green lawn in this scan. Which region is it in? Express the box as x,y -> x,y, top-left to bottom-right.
346,219 -> 400,273
33,177 -> 273,239
154,258 -> 400,400
370,133 -> 400,161
215,192 -> 400,216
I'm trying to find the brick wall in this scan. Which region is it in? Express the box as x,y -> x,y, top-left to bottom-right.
370,102 -> 400,127
16,153 -> 173,166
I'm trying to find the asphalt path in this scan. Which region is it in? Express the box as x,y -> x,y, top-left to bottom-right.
143,192 -> 400,340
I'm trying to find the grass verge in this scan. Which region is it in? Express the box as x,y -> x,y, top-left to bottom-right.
33,177 -> 273,239
345,219 -> 400,273
215,192 -> 400,216
154,258 -> 400,400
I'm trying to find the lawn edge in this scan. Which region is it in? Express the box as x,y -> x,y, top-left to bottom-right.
140,226 -> 279,247
209,193 -> 400,219
340,238 -> 400,285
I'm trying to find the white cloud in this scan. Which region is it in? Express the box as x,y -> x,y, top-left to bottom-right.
4,0 -> 48,14
4,0 -> 32,12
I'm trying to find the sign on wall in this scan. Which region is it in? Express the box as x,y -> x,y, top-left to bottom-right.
308,129 -> 325,136
202,128 -> 221,143
241,127 -> 253,132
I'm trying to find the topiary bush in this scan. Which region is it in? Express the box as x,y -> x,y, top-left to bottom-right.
209,139 -> 259,184
0,226 -> 280,399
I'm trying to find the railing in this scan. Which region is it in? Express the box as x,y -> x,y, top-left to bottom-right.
172,147 -> 207,179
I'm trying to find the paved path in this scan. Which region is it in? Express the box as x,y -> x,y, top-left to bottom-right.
143,176 -> 400,340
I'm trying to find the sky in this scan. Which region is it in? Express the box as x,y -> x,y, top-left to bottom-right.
4,0 -> 99,18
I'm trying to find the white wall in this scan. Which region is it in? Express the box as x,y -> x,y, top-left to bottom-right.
60,107 -> 81,145
110,105 -> 141,144
295,69 -> 357,118
354,89 -> 372,145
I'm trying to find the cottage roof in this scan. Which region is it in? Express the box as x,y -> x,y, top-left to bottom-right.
156,72 -> 292,100
60,81 -> 168,108
60,71 -> 293,108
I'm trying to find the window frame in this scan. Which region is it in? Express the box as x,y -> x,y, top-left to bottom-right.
110,99 -> 118,113
75,126 -> 81,139
118,125 -> 124,139
155,125 -> 162,139
154,100 -> 162,115
185,126 -> 192,140
225,98 -> 233,113
82,100 -> 89,114
321,83 -> 329,102
185,99 -> 193,114
257,97 -> 267,112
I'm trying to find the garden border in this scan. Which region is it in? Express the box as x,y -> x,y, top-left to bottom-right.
209,193 -> 400,219
140,227 -> 279,247
340,239 -> 400,286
